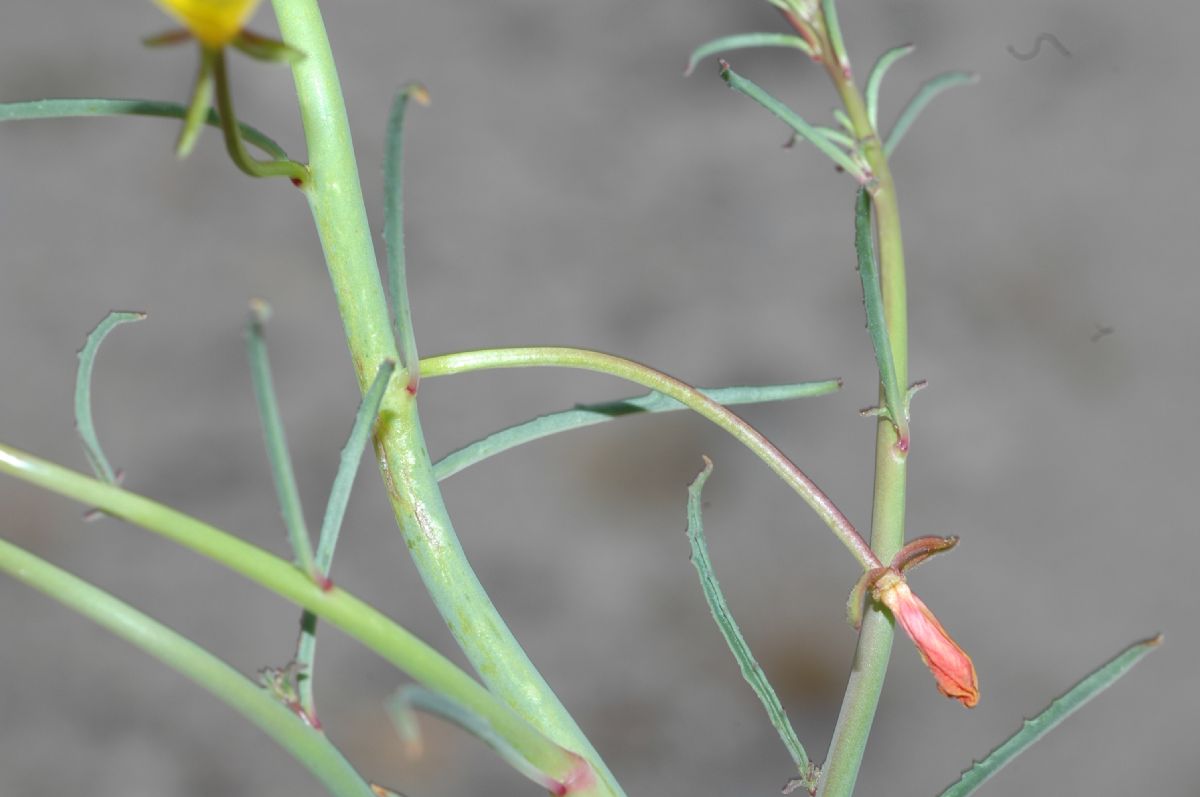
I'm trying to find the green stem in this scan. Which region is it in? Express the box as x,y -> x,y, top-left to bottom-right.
211,47 -> 309,183
267,3 -> 621,794
0,443 -> 582,786
0,536 -> 378,797
421,348 -> 878,571
801,18 -> 912,797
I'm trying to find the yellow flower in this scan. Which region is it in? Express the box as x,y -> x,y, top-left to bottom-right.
152,0 -> 263,48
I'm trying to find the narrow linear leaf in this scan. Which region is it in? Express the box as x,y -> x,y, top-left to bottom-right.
389,685 -> 570,793
383,85 -> 429,389
246,300 -> 316,580
75,311 -> 146,484
685,33 -> 814,76
864,43 -> 915,133
314,360 -> 396,575
812,125 -> 855,149
0,536 -> 377,797
938,635 -> 1163,797
686,457 -> 817,794
0,98 -> 290,160
432,379 -> 841,481
833,108 -> 854,135
293,359 -> 395,720
719,62 -> 867,181
854,189 -> 906,443
884,70 -> 979,156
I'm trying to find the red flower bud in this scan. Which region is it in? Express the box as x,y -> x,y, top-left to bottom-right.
873,571 -> 979,707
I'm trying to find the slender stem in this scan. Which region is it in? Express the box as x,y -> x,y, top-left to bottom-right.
0,537 -> 378,797
211,47 -> 309,183
421,348 -> 879,571
787,14 -> 912,796
0,443 -> 583,786
267,3 -> 621,794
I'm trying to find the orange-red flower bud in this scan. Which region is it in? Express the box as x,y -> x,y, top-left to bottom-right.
873,571 -> 979,708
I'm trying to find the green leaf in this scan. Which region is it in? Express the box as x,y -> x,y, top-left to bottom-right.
75,311 -> 146,485
389,685 -> 574,793
0,98 -> 290,160
686,457 -> 818,794
432,379 -> 841,481
293,359 -> 395,720
0,536 -> 377,797
854,188 -> 906,445
884,70 -> 978,156
383,84 -> 429,388
719,62 -> 868,182
246,300 -> 317,581
937,635 -> 1162,797
314,360 -> 395,576
864,43 -> 914,133
685,33 -> 814,76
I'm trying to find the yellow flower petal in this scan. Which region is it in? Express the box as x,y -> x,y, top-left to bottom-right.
152,0 -> 263,48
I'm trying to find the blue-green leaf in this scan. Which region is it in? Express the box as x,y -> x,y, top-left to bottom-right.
388,685 -> 566,793
75,311 -> 146,485
938,635 -> 1162,797
433,379 -> 841,481
719,63 -> 868,181
884,70 -> 978,156
246,300 -> 316,580
0,98 -> 290,160
686,33 -> 813,76
383,85 -> 429,387
686,458 -> 818,794
865,44 -> 915,133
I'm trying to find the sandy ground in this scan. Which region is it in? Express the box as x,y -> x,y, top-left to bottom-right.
0,1 -> 1195,795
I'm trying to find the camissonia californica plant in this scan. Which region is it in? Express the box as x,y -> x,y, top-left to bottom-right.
0,1 -> 1159,796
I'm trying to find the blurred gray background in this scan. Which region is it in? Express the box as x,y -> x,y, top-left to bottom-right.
0,1 -> 1194,795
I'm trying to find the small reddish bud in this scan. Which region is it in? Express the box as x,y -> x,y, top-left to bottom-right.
873,571 -> 979,708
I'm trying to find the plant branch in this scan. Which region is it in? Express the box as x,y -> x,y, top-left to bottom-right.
420,347 -> 879,571
266,2 -> 622,793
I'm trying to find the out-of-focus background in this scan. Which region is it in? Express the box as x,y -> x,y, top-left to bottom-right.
0,1 -> 1194,795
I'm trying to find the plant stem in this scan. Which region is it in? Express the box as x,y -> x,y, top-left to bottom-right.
794,16 -> 912,797
266,3 -> 621,794
421,347 -> 878,571
0,443 -> 582,782
0,536 -> 378,797
211,48 -> 309,183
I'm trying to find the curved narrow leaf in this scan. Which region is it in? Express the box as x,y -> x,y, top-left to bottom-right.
75,311 -> 146,484
884,70 -> 979,156
0,98 -> 290,160
246,301 -> 316,580
685,33 -> 813,76
293,359 -> 395,719
432,379 -> 841,481
0,536 -> 377,797
718,62 -> 867,181
389,685 -> 577,793
686,458 -> 818,795
864,43 -> 915,132
938,636 -> 1162,797
384,85 -> 429,388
